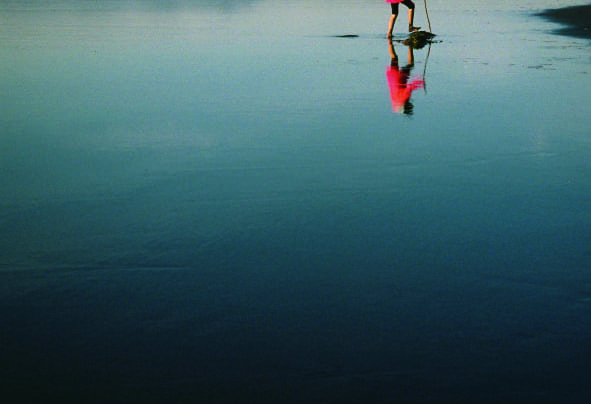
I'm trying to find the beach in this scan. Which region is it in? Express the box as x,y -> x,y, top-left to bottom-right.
1,1 -> 590,403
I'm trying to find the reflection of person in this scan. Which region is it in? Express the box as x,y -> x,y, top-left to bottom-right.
386,41 -> 424,115
386,0 -> 421,38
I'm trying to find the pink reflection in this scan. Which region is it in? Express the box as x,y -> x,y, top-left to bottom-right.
386,41 -> 424,115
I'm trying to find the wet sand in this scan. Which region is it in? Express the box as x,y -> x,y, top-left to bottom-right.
537,3 -> 591,38
2,1 -> 591,403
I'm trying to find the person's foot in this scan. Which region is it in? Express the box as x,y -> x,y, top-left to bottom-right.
409,25 -> 421,32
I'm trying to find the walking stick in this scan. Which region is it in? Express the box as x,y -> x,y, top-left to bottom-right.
424,0 -> 432,33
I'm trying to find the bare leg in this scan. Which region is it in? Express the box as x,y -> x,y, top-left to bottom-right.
402,1 -> 421,32
387,14 -> 397,38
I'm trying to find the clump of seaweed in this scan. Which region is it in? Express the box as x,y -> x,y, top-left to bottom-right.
401,31 -> 437,49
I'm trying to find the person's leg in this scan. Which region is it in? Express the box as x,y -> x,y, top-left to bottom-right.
387,3 -> 399,38
402,0 -> 420,32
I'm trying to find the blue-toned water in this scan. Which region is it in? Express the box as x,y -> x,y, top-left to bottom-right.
1,1 -> 590,402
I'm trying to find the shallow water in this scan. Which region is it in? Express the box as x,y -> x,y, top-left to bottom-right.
1,1 -> 591,402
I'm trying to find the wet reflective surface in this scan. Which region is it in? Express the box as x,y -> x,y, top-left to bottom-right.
1,1 -> 590,402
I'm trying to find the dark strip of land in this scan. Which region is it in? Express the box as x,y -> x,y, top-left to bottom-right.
536,3 -> 591,38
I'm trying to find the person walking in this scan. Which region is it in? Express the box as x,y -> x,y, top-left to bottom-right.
386,0 -> 421,38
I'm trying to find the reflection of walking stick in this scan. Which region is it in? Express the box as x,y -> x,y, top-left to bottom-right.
422,43 -> 432,93
424,0 -> 432,33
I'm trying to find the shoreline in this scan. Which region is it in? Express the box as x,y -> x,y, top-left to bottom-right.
536,3 -> 591,38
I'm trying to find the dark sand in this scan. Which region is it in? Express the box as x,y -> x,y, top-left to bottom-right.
537,3 -> 591,38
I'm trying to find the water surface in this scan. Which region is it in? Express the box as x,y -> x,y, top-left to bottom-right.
1,1 -> 590,402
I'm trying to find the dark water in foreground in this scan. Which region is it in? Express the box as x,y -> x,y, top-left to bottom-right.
1,1 -> 591,402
